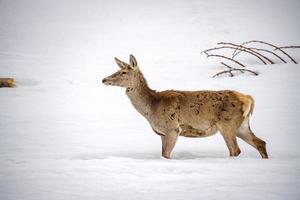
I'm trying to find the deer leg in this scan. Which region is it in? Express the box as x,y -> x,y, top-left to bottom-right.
160,136 -> 166,154
237,119 -> 268,159
222,135 -> 241,157
237,131 -> 268,159
217,123 -> 241,157
162,128 -> 180,159
252,135 -> 268,159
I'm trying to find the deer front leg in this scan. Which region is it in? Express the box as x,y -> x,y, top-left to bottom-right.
160,136 -> 166,154
161,128 -> 180,159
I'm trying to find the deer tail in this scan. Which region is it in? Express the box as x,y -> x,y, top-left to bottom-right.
233,91 -> 255,117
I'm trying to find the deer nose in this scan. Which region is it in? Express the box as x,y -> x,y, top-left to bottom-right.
102,78 -> 107,83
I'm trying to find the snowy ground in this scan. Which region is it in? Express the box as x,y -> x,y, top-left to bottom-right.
1,0 -> 300,199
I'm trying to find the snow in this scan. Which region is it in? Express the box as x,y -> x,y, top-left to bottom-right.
1,0 -> 300,199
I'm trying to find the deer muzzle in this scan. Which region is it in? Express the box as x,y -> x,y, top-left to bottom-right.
102,78 -> 114,86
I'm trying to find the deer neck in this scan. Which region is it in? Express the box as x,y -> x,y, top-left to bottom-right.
126,71 -> 154,117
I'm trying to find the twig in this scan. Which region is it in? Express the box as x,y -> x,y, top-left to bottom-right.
274,46 -> 300,50
205,53 -> 247,68
220,62 -> 233,76
220,62 -> 232,69
233,46 -> 287,63
202,46 -> 267,64
249,48 -> 286,63
218,42 -> 274,64
213,63 -> 258,78
235,40 -> 297,64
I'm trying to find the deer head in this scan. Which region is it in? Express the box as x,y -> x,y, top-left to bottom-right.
102,55 -> 139,88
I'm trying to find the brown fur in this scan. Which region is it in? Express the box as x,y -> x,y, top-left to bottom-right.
102,55 -> 268,159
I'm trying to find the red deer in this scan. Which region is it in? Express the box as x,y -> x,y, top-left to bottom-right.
102,55 -> 268,159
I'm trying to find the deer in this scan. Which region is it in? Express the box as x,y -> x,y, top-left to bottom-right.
102,55 -> 268,159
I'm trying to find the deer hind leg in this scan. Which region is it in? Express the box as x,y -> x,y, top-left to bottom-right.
216,123 -> 241,157
237,117 -> 268,159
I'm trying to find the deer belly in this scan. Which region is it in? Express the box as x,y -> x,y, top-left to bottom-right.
179,124 -> 218,138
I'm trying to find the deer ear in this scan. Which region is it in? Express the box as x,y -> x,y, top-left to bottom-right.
115,57 -> 129,69
129,54 -> 138,70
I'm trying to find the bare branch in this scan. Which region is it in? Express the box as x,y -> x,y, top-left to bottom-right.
220,62 -> 233,76
213,70 -> 232,78
274,46 -> 300,50
231,43 -> 246,58
213,63 -> 259,78
203,46 -> 267,64
201,41 -> 299,78
248,48 -> 287,63
202,51 -> 209,56
220,62 -> 232,69
218,42 -> 274,64
205,53 -> 247,68
236,40 -> 297,64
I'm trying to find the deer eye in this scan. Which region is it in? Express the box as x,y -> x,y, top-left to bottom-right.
121,71 -> 127,75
